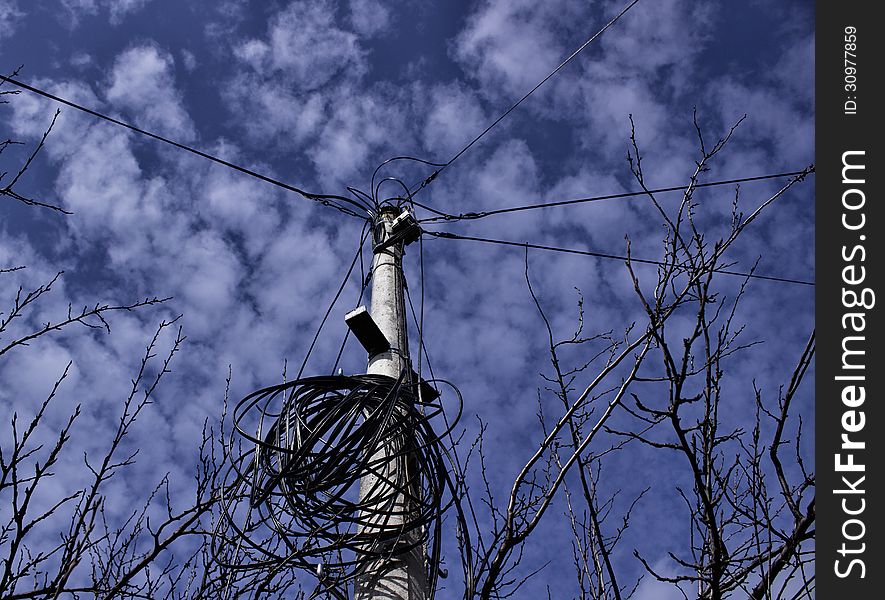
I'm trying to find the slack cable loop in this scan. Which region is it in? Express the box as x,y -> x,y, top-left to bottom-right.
371,156 -> 447,204
374,176 -> 413,207
214,373 -> 467,598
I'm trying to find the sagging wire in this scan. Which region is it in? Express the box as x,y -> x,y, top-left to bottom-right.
294,220 -> 372,382
414,167 -> 816,224
213,220 -> 372,599
362,156 -> 447,227
343,2 -> 647,224
422,230 -> 814,287
339,156 -> 449,222
403,234 -> 479,592
0,72 -> 377,221
330,226 -> 373,377
371,156 -> 447,205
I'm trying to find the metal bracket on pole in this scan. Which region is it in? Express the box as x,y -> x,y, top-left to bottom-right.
344,306 -> 390,358
344,305 -> 440,402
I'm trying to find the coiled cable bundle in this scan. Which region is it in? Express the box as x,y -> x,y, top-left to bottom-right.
213,372 -> 465,597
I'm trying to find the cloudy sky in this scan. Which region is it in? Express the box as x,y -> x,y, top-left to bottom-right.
1,0 -> 814,597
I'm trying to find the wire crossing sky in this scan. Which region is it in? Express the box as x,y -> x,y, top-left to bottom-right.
415,168 -> 815,223
1,74 -> 815,288
408,0 -> 643,199
0,1 -> 814,598
0,73 -> 372,219
424,230 -> 815,287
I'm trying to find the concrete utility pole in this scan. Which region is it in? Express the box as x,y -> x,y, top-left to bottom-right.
354,205 -> 427,600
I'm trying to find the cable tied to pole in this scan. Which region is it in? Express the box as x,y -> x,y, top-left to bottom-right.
213,373 -> 466,598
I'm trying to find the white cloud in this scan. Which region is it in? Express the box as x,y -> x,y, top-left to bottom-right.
598,0 -> 713,75
774,34 -> 814,103
233,39 -> 269,70
454,0 -> 575,100
223,72 -> 326,145
0,0 -> 23,41
468,138 -> 541,237
60,0 -> 98,18
7,79 -> 100,142
106,44 -> 195,139
421,81 -> 487,157
1,2 -> 815,596
348,0 -> 390,37
168,230 -> 244,335
180,48 -> 198,72
225,0 -> 375,148
632,561 -> 689,600
107,0 -> 155,24
197,157 -> 281,252
310,83 -> 412,186
234,0 -> 365,91
70,51 -> 93,69
58,0 -> 155,26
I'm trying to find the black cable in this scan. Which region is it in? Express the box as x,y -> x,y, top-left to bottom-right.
375,176 -> 413,208
295,221 -> 371,382
330,228 -> 372,376
346,186 -> 379,215
418,167 -> 816,223
417,234 -> 427,386
405,265 -> 433,392
371,156 -> 446,203
214,373 -> 467,599
0,74 -> 371,220
424,230 -> 814,287
404,272 -> 479,593
408,0 -> 642,200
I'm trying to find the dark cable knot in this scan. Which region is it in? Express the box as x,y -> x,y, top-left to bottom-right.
213,373 -> 464,597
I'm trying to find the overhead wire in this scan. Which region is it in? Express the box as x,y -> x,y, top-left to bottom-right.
294,220 -> 372,382
407,0 -> 642,200
330,228 -> 373,376
423,230 -> 814,287
402,239 -> 479,592
5,3 -> 808,593
371,156 -> 446,203
0,73 -> 375,220
416,167 -> 816,223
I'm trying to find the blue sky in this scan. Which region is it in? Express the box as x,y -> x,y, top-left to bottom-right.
1,1 -> 814,597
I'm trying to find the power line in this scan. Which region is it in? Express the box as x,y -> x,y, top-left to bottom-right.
295,220 -> 372,382
408,0 -> 642,199
417,166 -> 816,223
0,74 -> 372,219
424,230 -> 814,287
